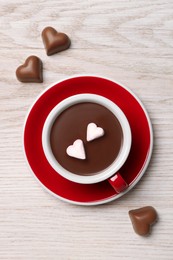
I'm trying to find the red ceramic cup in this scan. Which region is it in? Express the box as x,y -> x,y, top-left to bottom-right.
42,94 -> 131,193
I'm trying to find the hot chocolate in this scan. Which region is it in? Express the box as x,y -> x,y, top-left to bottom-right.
50,102 -> 123,176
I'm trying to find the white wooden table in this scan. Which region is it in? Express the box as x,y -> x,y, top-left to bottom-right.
1,1 -> 173,259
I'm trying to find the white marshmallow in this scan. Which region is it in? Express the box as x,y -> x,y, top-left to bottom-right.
66,139 -> 86,160
87,123 -> 104,142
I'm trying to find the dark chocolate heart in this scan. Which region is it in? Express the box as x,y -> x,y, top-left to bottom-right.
41,26 -> 71,56
129,206 -> 157,236
16,56 -> 43,83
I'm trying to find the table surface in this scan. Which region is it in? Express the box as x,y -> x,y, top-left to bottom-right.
1,0 -> 173,259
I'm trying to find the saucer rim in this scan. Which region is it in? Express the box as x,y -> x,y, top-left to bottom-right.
23,74 -> 153,206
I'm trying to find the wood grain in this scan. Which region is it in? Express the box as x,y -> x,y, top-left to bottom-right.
0,0 -> 173,259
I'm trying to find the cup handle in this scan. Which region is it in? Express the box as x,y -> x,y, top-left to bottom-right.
108,172 -> 128,193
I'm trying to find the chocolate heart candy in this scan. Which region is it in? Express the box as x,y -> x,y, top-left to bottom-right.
129,206 -> 157,236
16,56 -> 43,83
42,27 -> 71,56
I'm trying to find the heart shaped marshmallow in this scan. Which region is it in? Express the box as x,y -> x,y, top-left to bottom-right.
66,139 -> 86,160
87,123 -> 104,142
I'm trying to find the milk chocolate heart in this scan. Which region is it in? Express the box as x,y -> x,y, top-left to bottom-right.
129,206 -> 157,236
16,56 -> 43,83
42,27 -> 71,56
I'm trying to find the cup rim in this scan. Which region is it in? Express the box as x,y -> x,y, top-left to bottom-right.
42,94 -> 132,184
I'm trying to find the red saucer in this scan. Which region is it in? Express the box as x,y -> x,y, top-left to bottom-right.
24,76 -> 153,205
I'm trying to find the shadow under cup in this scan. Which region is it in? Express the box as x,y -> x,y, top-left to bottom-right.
42,94 -> 132,192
